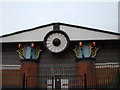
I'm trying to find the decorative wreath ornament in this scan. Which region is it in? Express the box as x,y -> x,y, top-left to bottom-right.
44,31 -> 69,53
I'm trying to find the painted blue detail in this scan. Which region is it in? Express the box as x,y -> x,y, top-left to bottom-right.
25,46 -> 36,59
78,43 -> 90,58
79,47 -> 83,58
84,43 -> 89,57
26,46 -> 31,59
31,48 -> 36,59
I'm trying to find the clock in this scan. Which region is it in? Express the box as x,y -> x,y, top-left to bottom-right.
44,31 -> 69,53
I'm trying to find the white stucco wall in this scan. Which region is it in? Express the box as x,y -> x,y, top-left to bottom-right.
60,25 -> 119,41
0,25 -> 53,42
0,24 -> 119,43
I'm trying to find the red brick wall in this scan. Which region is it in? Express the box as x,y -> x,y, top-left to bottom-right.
76,60 -> 97,87
2,69 -> 23,88
21,61 -> 39,87
95,67 -> 119,85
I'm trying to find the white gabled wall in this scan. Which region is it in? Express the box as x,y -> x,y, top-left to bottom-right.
0,24 -> 119,43
60,25 -> 119,41
1,25 -> 53,42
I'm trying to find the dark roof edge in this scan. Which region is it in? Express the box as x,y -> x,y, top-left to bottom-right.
0,23 -> 54,38
0,22 -> 120,38
59,22 -> 120,36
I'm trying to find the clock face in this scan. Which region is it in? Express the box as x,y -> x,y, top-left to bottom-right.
44,31 -> 69,53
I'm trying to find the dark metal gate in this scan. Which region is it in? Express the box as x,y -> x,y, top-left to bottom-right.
26,65 -> 84,89
25,64 -> 120,89
37,74 -> 83,89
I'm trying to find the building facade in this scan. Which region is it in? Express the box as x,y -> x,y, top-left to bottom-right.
0,23 -> 120,89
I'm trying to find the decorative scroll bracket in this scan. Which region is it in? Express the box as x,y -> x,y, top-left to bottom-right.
73,42 -> 99,61
17,43 -> 42,60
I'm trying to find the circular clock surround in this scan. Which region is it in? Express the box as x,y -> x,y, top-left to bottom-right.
44,30 -> 69,53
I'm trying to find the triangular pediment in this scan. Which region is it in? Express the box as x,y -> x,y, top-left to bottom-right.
0,23 -> 120,43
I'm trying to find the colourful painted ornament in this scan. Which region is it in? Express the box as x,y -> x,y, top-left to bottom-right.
93,42 -> 96,47
31,43 -> 34,48
79,42 -> 83,47
18,43 -> 21,48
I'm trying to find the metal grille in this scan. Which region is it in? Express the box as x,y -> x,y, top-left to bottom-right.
26,65 -> 84,89
25,64 -> 120,89
1,70 -> 23,88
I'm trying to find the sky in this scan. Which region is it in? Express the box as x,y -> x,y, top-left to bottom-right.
0,0 -> 119,35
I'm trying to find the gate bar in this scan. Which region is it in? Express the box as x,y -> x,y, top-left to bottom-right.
84,73 -> 87,90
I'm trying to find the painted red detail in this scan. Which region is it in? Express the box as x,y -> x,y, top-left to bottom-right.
79,42 -> 83,47
92,42 -> 96,46
31,43 -> 35,48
